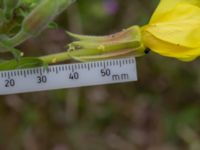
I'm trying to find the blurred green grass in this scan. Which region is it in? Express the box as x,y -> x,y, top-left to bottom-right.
1,0 -> 200,150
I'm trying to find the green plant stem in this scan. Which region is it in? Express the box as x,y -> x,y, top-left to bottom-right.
39,51 -> 71,64
39,48 -> 103,64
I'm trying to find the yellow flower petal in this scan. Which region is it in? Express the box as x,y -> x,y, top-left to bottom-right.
150,0 -> 200,23
142,0 -> 200,61
142,30 -> 200,61
147,3 -> 200,48
144,20 -> 200,48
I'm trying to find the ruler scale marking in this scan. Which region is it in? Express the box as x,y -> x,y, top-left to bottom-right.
0,57 -> 137,95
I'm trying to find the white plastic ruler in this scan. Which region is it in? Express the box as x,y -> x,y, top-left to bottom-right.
0,57 -> 137,95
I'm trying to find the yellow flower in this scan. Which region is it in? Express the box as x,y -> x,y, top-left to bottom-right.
141,0 -> 200,61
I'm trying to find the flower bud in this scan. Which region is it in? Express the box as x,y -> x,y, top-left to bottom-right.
22,0 -> 75,35
7,0 -> 75,47
22,0 -> 58,35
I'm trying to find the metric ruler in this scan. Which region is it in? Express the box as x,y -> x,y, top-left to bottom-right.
0,57 -> 137,95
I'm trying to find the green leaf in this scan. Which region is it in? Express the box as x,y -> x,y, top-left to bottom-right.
0,57 -> 44,71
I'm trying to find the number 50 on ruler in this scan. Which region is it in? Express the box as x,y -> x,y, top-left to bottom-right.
0,57 -> 137,95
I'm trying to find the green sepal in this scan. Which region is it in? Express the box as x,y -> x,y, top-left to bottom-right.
66,25 -> 146,61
